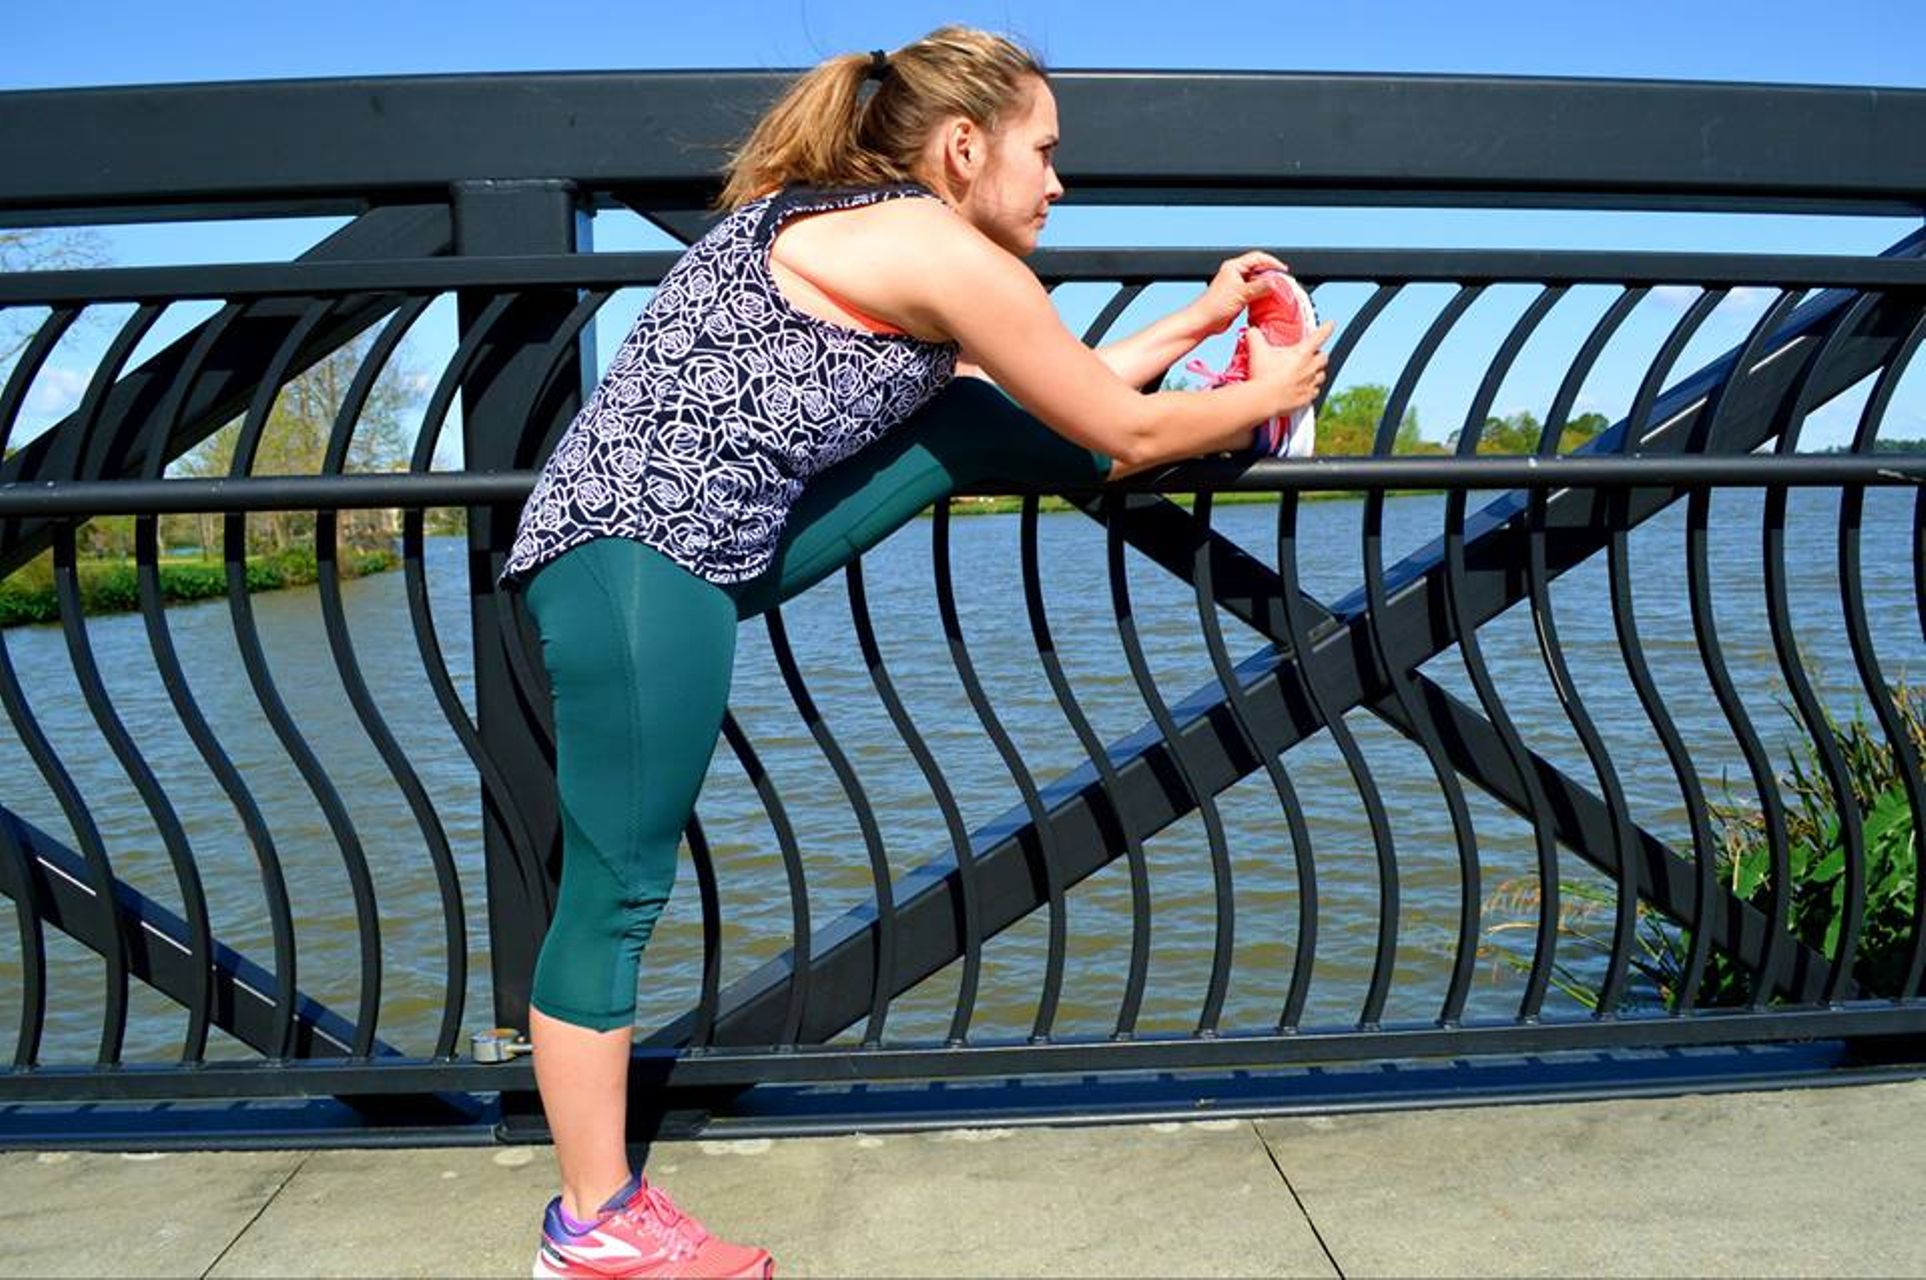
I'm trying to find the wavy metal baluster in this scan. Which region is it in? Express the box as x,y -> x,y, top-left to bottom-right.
1443,284 -> 1566,1022
0,307 -> 75,458
845,557 -> 982,1045
1267,497 -> 1325,1031
1018,493 -> 1151,1038
121,301 -> 300,1061
224,296 -> 385,1056
1766,293 -> 1884,1001
32,302 -> 174,1065
403,292 -> 552,927
1359,283 -> 1485,1025
1081,283 -> 1147,356
313,293 -> 471,1057
89,294 -> 234,1062
0,305 -> 80,1066
715,709 -> 812,1047
1626,289 -> 1801,1011
1837,308 -> 1926,1001
1103,490 -> 1236,1035
1072,282 -> 1156,1035
1551,287 -> 1721,1013
933,501 -> 1067,1042
763,606 -> 898,1045
1278,282 -> 1403,1028
1678,291 -> 1814,1007
681,812 -> 724,1048
0,807 -> 43,1068
1278,485 -> 1402,1024
1316,282 -> 1401,415
1188,490 -> 1319,1031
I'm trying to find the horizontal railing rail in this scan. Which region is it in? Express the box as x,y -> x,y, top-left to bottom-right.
7,249 -> 1926,306
4,1004 -> 1923,1106
2,454 -> 1925,517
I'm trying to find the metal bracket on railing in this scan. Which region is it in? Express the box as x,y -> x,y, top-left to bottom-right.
471,1027 -> 533,1063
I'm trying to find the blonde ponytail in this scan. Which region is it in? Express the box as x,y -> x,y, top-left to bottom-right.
717,26 -> 1047,210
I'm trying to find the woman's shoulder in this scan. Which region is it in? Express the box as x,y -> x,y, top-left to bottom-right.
771,179 -> 946,221
763,181 -> 968,260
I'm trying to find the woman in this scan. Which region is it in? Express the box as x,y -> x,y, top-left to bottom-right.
504,26 -> 1330,1279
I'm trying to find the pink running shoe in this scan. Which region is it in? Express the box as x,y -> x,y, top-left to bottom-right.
1184,269 -> 1319,457
533,1173 -> 774,1278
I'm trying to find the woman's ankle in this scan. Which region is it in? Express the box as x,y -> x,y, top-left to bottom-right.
561,1170 -> 635,1224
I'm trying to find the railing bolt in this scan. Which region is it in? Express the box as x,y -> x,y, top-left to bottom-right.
471,1027 -> 533,1063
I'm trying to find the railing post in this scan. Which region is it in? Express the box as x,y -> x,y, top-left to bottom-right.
451,178 -> 589,1134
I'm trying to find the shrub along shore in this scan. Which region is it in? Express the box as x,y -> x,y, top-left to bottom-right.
0,546 -> 399,628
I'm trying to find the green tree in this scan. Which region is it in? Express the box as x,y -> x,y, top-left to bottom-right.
1480,409 -> 1546,454
1,228 -> 111,366
79,515 -> 138,559
168,331 -> 420,556
1318,384 -> 1426,455
1566,412 -> 1610,447
1448,409 -> 1612,454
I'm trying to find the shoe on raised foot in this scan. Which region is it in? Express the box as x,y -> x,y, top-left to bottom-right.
533,1174 -> 774,1278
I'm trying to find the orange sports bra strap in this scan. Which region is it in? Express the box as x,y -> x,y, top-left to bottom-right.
806,281 -> 910,337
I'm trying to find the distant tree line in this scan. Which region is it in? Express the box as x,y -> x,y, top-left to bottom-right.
1316,384 -> 1611,454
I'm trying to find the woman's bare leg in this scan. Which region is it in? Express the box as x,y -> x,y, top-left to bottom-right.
531,1006 -> 636,1221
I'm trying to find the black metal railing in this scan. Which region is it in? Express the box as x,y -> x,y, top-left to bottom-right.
0,70 -> 1923,1146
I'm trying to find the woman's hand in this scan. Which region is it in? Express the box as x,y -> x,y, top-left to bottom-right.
1247,319 -> 1335,416
1188,252 -> 1292,338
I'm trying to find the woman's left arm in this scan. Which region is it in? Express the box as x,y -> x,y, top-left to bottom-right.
1092,251 -> 1291,388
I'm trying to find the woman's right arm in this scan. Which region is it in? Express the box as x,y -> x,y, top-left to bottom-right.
871,202 -> 1330,478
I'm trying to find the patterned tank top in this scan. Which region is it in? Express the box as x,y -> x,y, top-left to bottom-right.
501,182 -> 959,587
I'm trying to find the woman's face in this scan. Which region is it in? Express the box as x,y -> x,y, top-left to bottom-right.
951,77 -> 1064,257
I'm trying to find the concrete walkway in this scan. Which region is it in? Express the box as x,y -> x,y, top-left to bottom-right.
4,1079 -> 1922,1277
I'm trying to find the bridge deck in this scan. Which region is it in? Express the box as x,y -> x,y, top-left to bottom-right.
5,1079 -> 1921,1277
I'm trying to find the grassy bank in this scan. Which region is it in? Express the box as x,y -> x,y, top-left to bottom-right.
0,546 -> 400,628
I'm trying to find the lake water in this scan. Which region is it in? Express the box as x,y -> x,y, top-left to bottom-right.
1,487 -> 1919,1062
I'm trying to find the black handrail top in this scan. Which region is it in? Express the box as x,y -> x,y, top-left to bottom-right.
2,71 -> 1921,220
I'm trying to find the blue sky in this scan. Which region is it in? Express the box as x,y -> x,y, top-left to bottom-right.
7,1 -> 1923,89
4,0 -> 1923,455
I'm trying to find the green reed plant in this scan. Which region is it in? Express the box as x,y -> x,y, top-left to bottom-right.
1480,685 -> 1924,1012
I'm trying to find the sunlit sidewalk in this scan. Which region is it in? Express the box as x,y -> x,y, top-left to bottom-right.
4,1077 -> 1923,1277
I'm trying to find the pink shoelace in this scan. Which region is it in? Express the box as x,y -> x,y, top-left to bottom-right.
616,1181 -> 712,1261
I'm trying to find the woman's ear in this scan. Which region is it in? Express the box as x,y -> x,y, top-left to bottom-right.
944,116 -> 982,178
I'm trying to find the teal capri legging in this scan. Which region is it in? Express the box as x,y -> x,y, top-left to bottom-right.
521,379 -> 1111,1031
